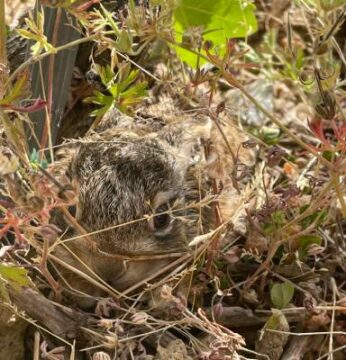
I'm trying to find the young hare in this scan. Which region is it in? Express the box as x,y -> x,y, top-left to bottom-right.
52,105 -> 253,306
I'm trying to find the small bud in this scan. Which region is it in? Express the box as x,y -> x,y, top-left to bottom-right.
203,40 -> 213,51
160,284 -> 173,300
267,146 -> 285,167
213,302 -> 224,318
38,224 -> 61,243
93,352 -> 111,360
131,311 -> 148,324
103,335 -> 118,349
27,194 -> 45,212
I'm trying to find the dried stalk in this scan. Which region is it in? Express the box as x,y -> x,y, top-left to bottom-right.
0,0 -> 7,99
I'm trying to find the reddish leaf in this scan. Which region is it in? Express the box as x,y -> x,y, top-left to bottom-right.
1,99 -> 47,113
332,119 -> 346,142
308,118 -> 329,144
226,39 -> 236,55
75,0 -> 100,12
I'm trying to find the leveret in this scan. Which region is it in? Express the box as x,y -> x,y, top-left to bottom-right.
52,107 -> 252,307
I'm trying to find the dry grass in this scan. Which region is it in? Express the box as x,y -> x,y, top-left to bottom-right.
5,0 -> 34,26
1,1 -> 346,359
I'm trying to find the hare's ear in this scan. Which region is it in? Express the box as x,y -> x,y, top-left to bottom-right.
158,116 -> 212,158
92,108 -> 135,133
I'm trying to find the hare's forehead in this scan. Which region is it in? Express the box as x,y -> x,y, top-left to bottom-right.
74,137 -> 182,183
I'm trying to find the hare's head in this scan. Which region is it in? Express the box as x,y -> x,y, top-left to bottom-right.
67,115 -> 212,256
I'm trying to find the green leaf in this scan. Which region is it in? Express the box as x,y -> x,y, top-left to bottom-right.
100,3 -> 121,36
173,0 -> 258,67
318,0 -> 346,11
85,92 -> 115,117
17,12 -> 56,56
86,64 -> 147,116
0,71 -> 30,105
118,67 -> 137,90
120,81 -> 148,100
270,282 -> 294,309
29,148 -> 49,169
298,235 -> 322,249
0,264 -> 30,293
117,30 -> 133,53
16,28 -> 36,40
299,206 -> 328,228
30,42 -> 43,56
271,210 -> 286,227
295,48 -> 305,70
97,65 -> 116,88
0,72 -> 29,104
298,234 -> 322,257
262,126 -> 281,145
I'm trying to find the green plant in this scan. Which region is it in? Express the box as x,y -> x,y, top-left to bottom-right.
173,0 -> 258,67
85,63 -> 148,116
270,282 -> 295,309
0,264 -> 30,302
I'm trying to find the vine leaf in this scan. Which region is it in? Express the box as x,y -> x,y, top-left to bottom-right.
173,0 -> 258,67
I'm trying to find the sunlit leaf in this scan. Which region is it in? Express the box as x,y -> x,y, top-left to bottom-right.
100,3 -> 121,35
17,12 -> 56,56
318,0 -> 346,11
0,264 -> 30,292
173,0 -> 258,67
85,65 -> 147,116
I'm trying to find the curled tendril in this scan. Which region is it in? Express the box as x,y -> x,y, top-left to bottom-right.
318,62 -> 335,80
299,70 -> 315,86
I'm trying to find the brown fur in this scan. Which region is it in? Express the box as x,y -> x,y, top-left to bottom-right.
52,105 -> 253,306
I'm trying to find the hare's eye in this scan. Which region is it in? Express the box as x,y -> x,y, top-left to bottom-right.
153,204 -> 172,231
154,213 -> 171,229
